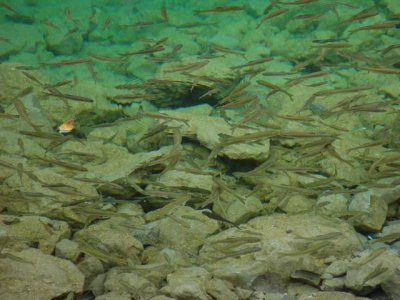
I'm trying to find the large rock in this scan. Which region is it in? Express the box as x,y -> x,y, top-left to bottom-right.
345,248 -> 400,293
0,248 -> 84,300
349,192 -> 388,232
199,213 -> 363,287
0,215 -> 70,254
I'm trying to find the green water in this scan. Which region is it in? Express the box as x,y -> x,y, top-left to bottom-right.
1,1 -> 400,299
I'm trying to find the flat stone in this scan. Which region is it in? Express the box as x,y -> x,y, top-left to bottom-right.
0,248 -> 84,300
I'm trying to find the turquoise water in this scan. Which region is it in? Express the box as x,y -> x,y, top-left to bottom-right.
1,1 -> 400,299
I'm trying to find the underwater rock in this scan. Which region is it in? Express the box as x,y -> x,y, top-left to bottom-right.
0,24 -> 44,58
77,255 -> 104,285
380,268 -> 400,300
55,238 -> 80,262
290,270 -> 321,287
0,64 -> 44,106
146,206 -> 219,253
0,248 -> 84,300
199,213 -> 362,287
323,259 -> 350,278
316,194 -> 349,217
321,277 -> 345,291
280,194 -> 314,214
348,191 -> 388,232
0,214 -> 70,254
297,291 -> 370,300
59,139 -> 171,182
45,28 -> 83,55
383,0 -> 400,18
96,292 -> 131,300
212,186 -> 263,224
157,169 -> 214,192
345,248 -> 400,293
205,278 -> 239,300
73,219 -> 144,266
0,128 -> 45,157
160,266 -> 212,300
103,268 -> 158,299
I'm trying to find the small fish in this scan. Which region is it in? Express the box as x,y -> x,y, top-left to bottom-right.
278,0 -> 319,4
165,60 -> 209,73
40,19 -> 60,30
350,20 -> 400,35
256,8 -> 289,28
257,79 -> 293,100
0,36 -> 10,43
340,7 -> 378,24
361,262 -> 389,285
103,16 -> 112,31
42,59 -> 91,66
58,119 -> 74,134
14,99 -> 41,132
357,66 -> 400,75
292,13 -> 323,20
381,44 -> 400,56
88,52 -> 126,63
201,210 -> 238,228
34,155 -> 88,172
194,6 -> 244,15
43,88 -> 94,103
120,45 -> 165,57
161,5 -> 169,24
230,57 -> 272,69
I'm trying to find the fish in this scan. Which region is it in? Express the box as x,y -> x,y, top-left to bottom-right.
215,247 -> 262,260
139,111 -> 190,126
372,232 -> 400,244
58,119 -> 74,134
120,45 -> 165,57
14,99 -> 42,132
350,20 -> 400,35
42,59 -> 90,66
381,44 -> 400,56
278,241 -> 332,256
361,262 -> 389,285
299,85 -> 373,112
77,240 -> 126,265
312,43 -> 352,49
201,210 -> 239,228
40,19 -> 60,30
103,16 -> 112,31
230,57 -> 272,69
33,155 -> 88,172
347,140 -> 388,152
194,6 -> 244,15
357,66 -> 400,75
256,8 -> 289,28
340,7 -> 378,24
208,42 -> 245,57
354,248 -> 386,266
295,232 -> 342,241
165,60 -> 209,73
0,113 -> 19,119
122,21 -> 154,28
0,3 -> 19,14
257,79 -> 293,100
292,12 -> 324,20
19,130 -> 64,140
0,159 -> 42,183
161,5 -> 169,24
278,0 -> 319,4
21,72 -> 44,86
43,88 -> 94,103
